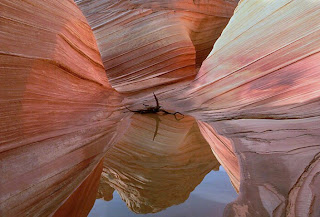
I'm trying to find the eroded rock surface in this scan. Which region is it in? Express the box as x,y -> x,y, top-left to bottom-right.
97,175 -> 115,201
197,121 -> 240,192
75,0 -> 239,92
175,1 -> 320,216
0,1 -> 125,216
1,0 -> 320,216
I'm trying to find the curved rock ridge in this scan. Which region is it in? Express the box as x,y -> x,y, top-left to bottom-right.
0,1 -> 126,216
98,114 -> 220,213
172,1 -> 320,216
2,0 -> 320,216
218,118 -> 320,217
75,0 -> 239,93
180,0 -> 320,121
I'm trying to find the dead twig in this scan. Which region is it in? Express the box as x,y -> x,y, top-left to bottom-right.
125,92 -> 184,121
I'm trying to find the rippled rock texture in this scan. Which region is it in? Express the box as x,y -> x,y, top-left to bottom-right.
180,1 -> 320,216
0,0 -> 125,216
1,0 -> 320,216
75,0 -> 239,92
98,114 -> 220,213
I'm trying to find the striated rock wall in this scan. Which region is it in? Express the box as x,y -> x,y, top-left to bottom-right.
1,0 -> 320,216
75,0 -> 239,92
0,1 -> 126,216
182,0 -> 320,119
176,1 -> 320,216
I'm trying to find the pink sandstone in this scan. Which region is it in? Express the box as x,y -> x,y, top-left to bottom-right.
0,0 -> 125,216
1,0 -> 320,217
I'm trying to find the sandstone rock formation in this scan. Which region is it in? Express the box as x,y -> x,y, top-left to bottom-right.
98,114 -> 220,213
1,0 -> 320,216
176,1 -> 320,216
0,1 -> 126,216
75,0 -> 239,92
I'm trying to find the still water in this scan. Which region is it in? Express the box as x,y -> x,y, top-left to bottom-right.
89,166 -> 237,217
88,114 -> 238,217
84,110 -> 320,217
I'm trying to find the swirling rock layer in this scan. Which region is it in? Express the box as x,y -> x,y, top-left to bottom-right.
76,0 -> 239,92
53,159 -> 104,217
2,0 -> 320,216
175,1 -> 320,216
0,1 -> 124,216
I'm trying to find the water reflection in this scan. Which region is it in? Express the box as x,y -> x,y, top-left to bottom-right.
197,116 -> 320,217
95,114 -> 224,214
90,167 -> 237,217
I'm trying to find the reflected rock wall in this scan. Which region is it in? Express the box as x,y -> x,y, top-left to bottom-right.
53,160 -> 104,217
97,175 -> 115,201
197,121 -> 240,192
98,114 -> 220,213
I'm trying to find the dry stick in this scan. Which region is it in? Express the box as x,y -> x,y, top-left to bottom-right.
125,93 -> 184,120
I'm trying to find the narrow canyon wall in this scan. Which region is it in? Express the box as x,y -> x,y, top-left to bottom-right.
177,1 -> 320,216
0,1 -> 125,216
75,0 -> 239,92
1,0 -> 320,216
183,0 -> 320,119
